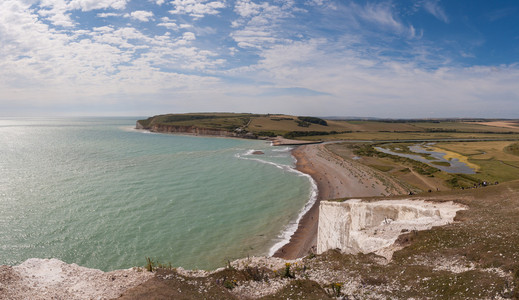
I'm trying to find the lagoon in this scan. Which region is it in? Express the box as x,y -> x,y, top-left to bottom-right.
375,143 -> 476,174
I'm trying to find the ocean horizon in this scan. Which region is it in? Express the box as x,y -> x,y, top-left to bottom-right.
0,117 -> 315,271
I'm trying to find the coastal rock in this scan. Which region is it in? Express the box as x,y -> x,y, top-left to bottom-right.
317,199 -> 465,260
0,258 -> 153,300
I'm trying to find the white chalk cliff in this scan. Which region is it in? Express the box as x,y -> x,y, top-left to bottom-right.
0,258 -> 153,300
317,199 -> 465,260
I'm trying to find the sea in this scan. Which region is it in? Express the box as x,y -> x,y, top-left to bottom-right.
0,117 -> 316,271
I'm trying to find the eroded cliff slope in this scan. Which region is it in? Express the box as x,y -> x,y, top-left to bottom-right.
317,199 -> 465,260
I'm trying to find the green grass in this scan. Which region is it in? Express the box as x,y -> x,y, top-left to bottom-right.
431,161 -> 451,166
505,142 -> 519,156
432,141 -> 519,184
368,164 -> 394,172
138,114 -> 519,143
379,143 -> 436,160
412,121 -> 519,133
138,113 -> 256,131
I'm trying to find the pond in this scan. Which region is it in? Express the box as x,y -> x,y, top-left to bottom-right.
374,143 -> 476,174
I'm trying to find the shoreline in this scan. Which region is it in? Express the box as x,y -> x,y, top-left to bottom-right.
273,143 -> 408,259
134,127 -> 321,261
272,145 -> 322,259
135,128 -> 408,261
137,128 -> 407,261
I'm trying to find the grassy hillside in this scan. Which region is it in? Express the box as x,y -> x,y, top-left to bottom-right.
138,113 -> 519,141
137,113 -> 257,131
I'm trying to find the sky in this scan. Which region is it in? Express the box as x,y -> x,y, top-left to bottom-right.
0,0 -> 518,118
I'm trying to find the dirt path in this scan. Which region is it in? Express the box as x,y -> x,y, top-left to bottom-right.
409,169 -> 438,191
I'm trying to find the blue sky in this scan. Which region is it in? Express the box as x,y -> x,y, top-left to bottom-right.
0,0 -> 518,118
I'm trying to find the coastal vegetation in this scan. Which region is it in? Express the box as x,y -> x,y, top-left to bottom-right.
297,116 -> 328,126
328,140 -> 519,191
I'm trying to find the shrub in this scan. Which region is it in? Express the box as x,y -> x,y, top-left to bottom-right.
257,131 -> 277,137
283,263 -> 295,278
297,116 -> 328,126
283,131 -> 330,139
295,120 -> 311,127
244,266 -> 269,282
329,282 -> 342,297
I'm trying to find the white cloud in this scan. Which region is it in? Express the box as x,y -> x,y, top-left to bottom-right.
0,0 -> 517,117
221,37 -> 519,117
356,2 -> 403,32
234,0 -> 264,17
68,0 -> 128,11
90,27 -> 153,48
306,0 -> 325,6
0,0 -> 227,111
35,0 -> 129,27
129,10 -> 154,22
231,29 -> 278,49
169,0 -> 226,19
37,0 -> 75,27
423,0 -> 449,23
182,32 -> 196,41
97,12 -> 121,18
157,17 -> 179,30
158,22 -> 179,30
230,1 -> 296,50
93,26 -> 114,32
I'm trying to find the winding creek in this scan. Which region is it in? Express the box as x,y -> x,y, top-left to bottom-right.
375,143 -> 476,174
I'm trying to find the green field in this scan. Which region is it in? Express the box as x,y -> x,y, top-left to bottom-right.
137,113 -> 256,131
433,141 -> 519,183
138,113 -> 519,142
325,139 -> 519,192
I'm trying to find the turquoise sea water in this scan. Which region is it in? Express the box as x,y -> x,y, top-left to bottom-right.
0,117 -> 314,271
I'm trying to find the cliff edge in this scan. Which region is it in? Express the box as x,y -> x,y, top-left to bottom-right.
136,113 -> 257,138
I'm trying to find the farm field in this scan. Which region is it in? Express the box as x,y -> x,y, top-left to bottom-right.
433,141 -> 519,183
140,113 -> 519,142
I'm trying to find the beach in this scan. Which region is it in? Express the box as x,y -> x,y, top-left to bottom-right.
274,143 -> 407,259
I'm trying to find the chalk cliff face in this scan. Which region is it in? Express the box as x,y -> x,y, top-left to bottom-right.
149,123 -> 233,136
317,199 -> 465,259
136,121 -> 256,138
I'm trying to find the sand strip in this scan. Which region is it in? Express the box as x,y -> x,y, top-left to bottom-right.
273,144 -> 407,259
269,137 -> 323,146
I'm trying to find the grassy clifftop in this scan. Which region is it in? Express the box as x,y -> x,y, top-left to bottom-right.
138,113 -> 519,141
137,113 -> 334,138
137,113 -> 257,132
